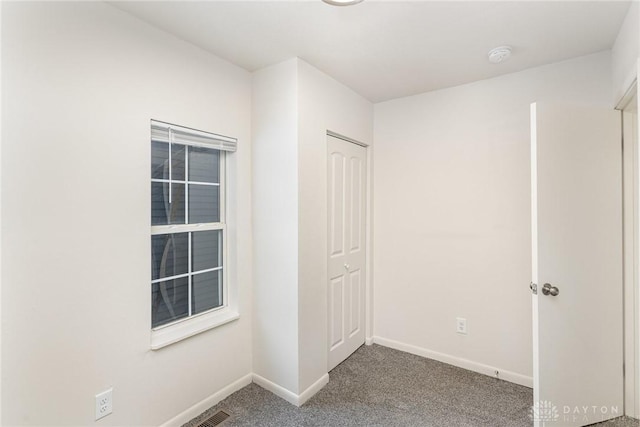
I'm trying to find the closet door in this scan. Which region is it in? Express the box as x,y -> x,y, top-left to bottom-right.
327,135 -> 367,370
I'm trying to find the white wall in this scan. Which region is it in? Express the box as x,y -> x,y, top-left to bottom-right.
251,58 -> 372,398
1,3 -> 253,425
297,59 -> 373,392
252,59 -> 300,394
373,51 -> 613,384
612,1 -> 639,104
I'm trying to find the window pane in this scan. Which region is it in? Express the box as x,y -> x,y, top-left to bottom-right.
192,270 -> 222,315
151,142 -> 186,181
188,146 -> 219,183
152,142 -> 169,180
151,182 -> 185,225
171,144 -> 186,181
151,233 -> 189,280
192,230 -> 222,272
152,277 -> 189,328
188,184 -> 219,224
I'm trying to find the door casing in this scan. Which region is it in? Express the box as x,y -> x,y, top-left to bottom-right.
618,79 -> 639,418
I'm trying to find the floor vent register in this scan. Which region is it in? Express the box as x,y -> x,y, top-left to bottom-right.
197,410 -> 231,427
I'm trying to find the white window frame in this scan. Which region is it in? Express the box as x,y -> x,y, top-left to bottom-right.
150,121 -> 239,350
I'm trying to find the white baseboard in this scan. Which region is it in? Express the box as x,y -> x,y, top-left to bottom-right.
159,373 -> 253,427
298,373 -> 329,406
252,373 -> 300,406
252,373 -> 329,407
373,336 -> 533,388
365,337 -> 374,345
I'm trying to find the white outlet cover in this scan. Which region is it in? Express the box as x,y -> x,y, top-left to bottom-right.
95,388 -> 113,420
456,317 -> 467,334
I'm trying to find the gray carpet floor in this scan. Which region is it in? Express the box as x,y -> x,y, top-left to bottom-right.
183,344 -> 639,427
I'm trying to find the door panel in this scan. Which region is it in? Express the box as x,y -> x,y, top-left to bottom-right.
328,135 -> 367,370
531,102 -> 623,426
350,157 -> 363,252
329,276 -> 344,350
349,269 -> 361,337
330,152 -> 345,257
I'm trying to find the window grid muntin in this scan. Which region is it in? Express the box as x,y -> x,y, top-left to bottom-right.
169,129 -> 173,203
151,179 -> 220,187
185,144 -> 189,225
187,231 -> 192,317
151,266 -> 224,284
151,140 -> 227,330
185,145 -> 191,317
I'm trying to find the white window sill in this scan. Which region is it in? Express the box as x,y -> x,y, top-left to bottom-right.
150,309 -> 239,350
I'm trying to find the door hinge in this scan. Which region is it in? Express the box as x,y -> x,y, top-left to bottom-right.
530,282 -> 538,295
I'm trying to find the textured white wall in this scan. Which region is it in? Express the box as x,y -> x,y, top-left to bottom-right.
373,52 -> 612,382
251,59 -> 300,394
612,1 -> 639,104
1,3 -> 253,425
297,59 -> 373,392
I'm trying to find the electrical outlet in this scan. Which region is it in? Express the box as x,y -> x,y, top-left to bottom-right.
95,388 -> 113,420
456,317 -> 467,335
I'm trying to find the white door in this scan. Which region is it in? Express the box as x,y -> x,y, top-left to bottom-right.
531,102 -> 623,426
327,135 -> 367,370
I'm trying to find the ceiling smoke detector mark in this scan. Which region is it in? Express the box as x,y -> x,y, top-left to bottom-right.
322,0 -> 364,6
488,46 -> 512,64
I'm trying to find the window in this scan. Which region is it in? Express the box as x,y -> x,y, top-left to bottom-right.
150,120 -> 238,349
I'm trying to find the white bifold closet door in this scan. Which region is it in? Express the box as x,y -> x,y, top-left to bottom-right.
327,135 -> 367,371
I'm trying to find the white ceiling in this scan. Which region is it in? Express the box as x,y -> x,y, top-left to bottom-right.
112,1 -> 631,103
